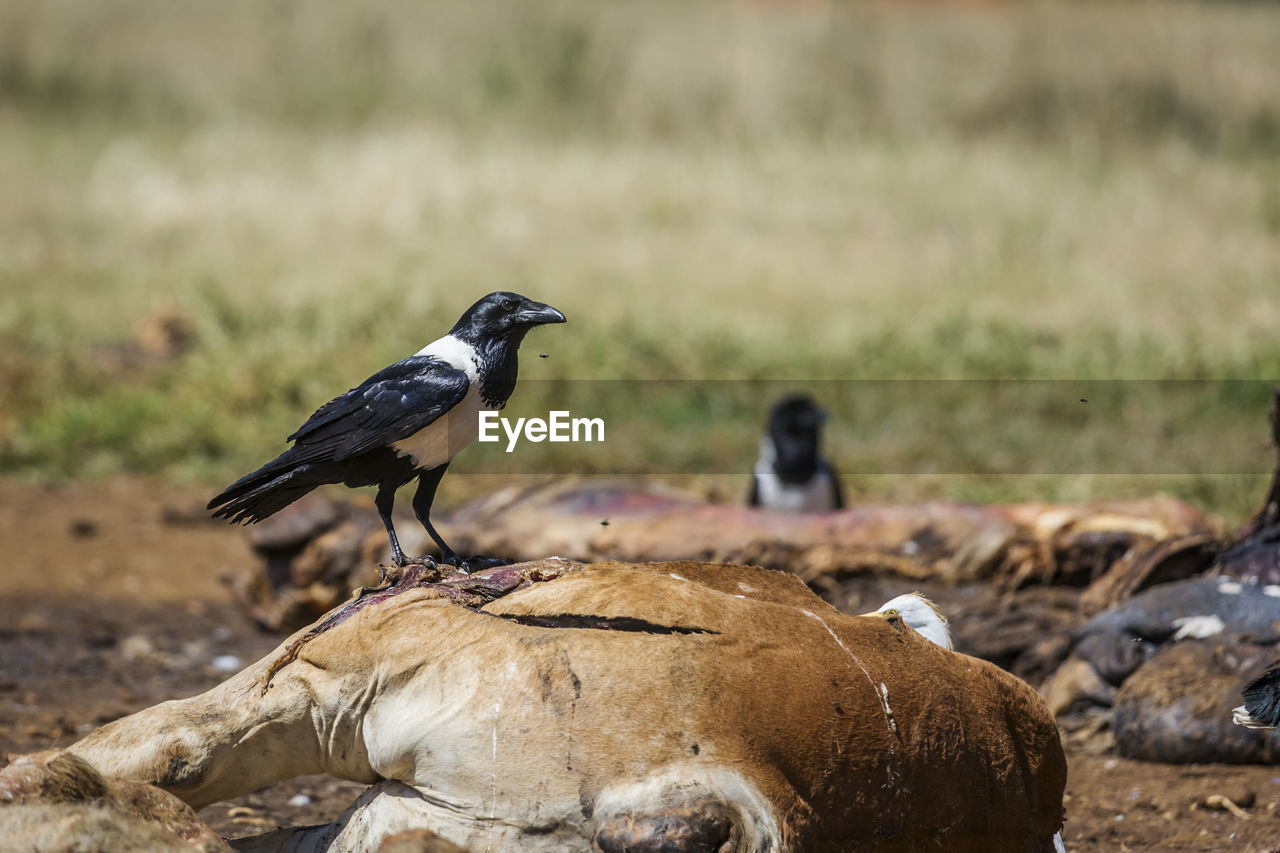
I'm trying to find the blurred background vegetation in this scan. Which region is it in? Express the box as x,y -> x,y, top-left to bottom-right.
1,0 -> 1278,519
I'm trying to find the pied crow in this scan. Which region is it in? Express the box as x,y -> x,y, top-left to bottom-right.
208,291 -> 566,569
748,393 -> 844,513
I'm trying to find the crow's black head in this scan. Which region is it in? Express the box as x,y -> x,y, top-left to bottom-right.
451,291 -> 567,346
766,394 -> 828,483
768,394 -> 827,445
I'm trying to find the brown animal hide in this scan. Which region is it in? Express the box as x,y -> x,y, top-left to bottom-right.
232,480 -> 1212,632
1040,655 -> 1116,718
34,560 -> 1063,852
1076,534 -> 1222,617
1113,641 -> 1280,764
375,828 -> 469,853
450,482 -> 1210,591
943,586 -> 1080,686
0,749 -> 228,852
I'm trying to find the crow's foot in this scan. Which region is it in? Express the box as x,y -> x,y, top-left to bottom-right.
377,556 -> 441,588
439,554 -> 515,575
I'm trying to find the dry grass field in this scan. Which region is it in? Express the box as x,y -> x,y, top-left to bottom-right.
2,0 -> 1279,516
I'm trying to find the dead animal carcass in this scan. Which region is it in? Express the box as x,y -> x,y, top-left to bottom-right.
4,560 -> 1066,852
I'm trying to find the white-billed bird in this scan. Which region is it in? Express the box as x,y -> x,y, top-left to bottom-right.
208,291 -> 565,569
865,592 -> 954,650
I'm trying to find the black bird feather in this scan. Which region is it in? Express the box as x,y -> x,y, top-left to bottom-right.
1240,661 -> 1280,729
285,357 -> 470,459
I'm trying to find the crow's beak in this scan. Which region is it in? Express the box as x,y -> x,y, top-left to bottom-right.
517,301 -> 567,326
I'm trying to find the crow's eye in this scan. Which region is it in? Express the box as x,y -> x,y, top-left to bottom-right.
500,298 -> 516,311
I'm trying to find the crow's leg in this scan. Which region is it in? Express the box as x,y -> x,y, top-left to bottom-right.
374,482 -> 408,567
456,555 -> 516,573
413,466 -> 513,573
412,465 -> 458,564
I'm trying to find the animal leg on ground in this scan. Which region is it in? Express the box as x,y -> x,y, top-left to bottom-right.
63,655 -> 368,810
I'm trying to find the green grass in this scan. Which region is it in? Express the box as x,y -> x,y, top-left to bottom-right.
1,0 -> 1279,521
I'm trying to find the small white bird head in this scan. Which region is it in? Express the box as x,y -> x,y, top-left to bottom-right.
865,592 -> 953,650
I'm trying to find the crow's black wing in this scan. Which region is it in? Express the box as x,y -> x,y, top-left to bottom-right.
286,355 -> 470,462
1243,661 -> 1280,728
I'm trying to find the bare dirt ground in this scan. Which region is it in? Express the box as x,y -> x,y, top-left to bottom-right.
1,476 -> 1277,851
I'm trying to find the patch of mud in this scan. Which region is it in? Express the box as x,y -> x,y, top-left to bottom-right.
0,594 -> 364,838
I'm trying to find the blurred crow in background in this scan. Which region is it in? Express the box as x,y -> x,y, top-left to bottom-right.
749,393 -> 844,513
208,291 -> 565,570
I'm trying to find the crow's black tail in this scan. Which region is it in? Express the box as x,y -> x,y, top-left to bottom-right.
1241,662 -> 1280,729
207,450 -> 321,525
